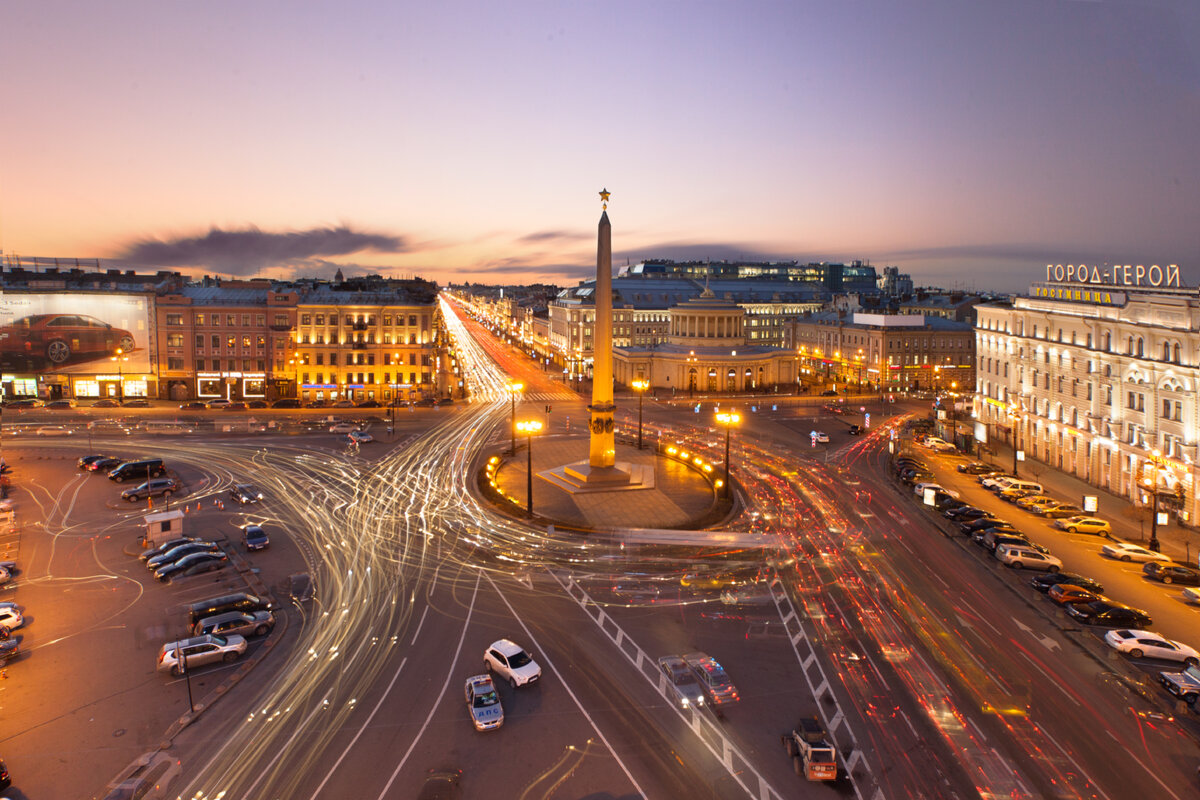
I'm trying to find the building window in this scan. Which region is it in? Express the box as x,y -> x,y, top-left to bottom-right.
274,314 -> 288,327
242,315 -> 251,326
195,313 -> 206,326
226,336 -> 236,349
166,314 -> 184,326
256,315 -> 265,326
167,357 -> 184,370
301,314 -> 312,325
243,336 -> 252,348
196,359 -> 205,371
211,335 -> 220,350
167,333 -> 184,347
316,354 -> 324,365
195,334 -> 204,349
226,315 -> 236,326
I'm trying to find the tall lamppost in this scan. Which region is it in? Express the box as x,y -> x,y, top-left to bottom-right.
1144,449 -> 1164,552
505,381 -> 524,454
111,348 -> 129,403
631,379 -> 649,449
516,419 -> 543,515
715,410 -> 741,500
1010,403 -> 1022,477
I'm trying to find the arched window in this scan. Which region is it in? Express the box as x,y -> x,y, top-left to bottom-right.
1137,337 -> 1144,358
1163,342 -> 1171,361
1173,343 -> 1181,363
1128,336 -> 1134,355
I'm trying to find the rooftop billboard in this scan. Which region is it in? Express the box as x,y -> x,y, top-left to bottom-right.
0,292 -> 152,373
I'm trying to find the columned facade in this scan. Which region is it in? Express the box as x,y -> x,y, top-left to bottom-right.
975,281 -> 1200,526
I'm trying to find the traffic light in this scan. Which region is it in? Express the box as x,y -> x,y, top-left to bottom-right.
546,405 -> 552,413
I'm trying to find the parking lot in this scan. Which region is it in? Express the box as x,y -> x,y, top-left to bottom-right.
0,441 -> 312,799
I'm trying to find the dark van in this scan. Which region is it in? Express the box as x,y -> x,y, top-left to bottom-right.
108,459 -> 166,483
187,592 -> 272,626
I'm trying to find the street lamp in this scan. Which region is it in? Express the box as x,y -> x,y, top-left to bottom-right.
1144,449 -> 1163,552
515,419 -> 543,515
715,410 -> 741,500
631,379 -> 649,449
110,348 -> 129,402
1010,404 -> 1022,477
505,381 -> 524,453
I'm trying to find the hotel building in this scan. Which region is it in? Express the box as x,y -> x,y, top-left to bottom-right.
974,272 -> 1199,525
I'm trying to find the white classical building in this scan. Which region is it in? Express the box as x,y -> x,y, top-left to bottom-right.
975,277 -> 1199,525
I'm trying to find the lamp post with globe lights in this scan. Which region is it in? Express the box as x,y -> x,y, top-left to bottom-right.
505,381 -> 524,454
631,379 -> 649,448
111,348 -> 129,403
715,410 -> 741,500
516,419 -> 543,515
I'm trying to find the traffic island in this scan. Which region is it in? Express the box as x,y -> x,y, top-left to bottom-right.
481,434 -> 726,530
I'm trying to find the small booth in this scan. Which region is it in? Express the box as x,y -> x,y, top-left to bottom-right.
143,510 -> 185,548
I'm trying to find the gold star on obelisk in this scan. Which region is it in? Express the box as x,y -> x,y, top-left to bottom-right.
599,187 -> 610,210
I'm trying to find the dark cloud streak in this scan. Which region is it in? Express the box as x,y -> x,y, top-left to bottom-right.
119,225 -> 408,276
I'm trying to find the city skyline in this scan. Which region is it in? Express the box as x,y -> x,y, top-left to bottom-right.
3,1 -> 1198,292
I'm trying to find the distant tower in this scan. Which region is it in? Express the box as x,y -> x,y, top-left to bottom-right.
334,267 -> 345,284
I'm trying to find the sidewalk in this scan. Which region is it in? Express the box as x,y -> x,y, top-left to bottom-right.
976,437 -> 1200,566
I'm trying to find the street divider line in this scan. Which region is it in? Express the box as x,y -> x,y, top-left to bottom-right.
375,572 -> 480,800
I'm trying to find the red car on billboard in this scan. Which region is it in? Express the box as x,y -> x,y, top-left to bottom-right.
0,314 -> 136,367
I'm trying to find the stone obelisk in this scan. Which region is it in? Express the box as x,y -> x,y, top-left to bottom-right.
588,189 -> 617,468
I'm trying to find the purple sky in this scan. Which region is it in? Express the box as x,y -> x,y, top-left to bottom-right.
2,0 -> 1198,292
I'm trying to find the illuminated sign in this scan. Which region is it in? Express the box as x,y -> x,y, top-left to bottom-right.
1045,263 -> 1181,288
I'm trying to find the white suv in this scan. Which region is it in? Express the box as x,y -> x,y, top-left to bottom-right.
484,639 -> 542,688
995,544 -> 1062,572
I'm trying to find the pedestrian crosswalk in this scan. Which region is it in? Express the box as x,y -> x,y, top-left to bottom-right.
523,391 -> 577,401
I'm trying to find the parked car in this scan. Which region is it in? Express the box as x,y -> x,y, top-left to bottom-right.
156,633 -> 247,675
847,424 -> 862,435
247,399 -> 269,409
186,592 -> 273,627
484,639 -> 541,688
0,606 -> 24,630
206,399 -> 232,409
46,399 -> 77,410
1015,494 -> 1057,511
658,655 -> 706,709
356,399 -> 382,408
331,400 -> 355,408
934,495 -> 967,513
85,456 -> 122,472
981,474 -> 1017,490
193,609 -> 276,638
1047,584 -> 1103,606
682,652 -> 739,708
960,517 -> 1013,535
1039,504 -> 1085,519
121,477 -> 178,502
179,401 -> 207,410
147,541 -> 220,570
242,524 -> 270,551
1053,516 -> 1111,536
914,482 -> 959,499
1104,629 -> 1199,665
272,399 -> 301,408
77,454 -> 111,469
1101,543 -> 1172,563
995,544 -> 1062,572
1066,599 -> 1152,627
122,398 -> 151,408
0,313 -> 135,366
464,674 -> 504,731
108,458 -> 166,483
154,551 -> 228,582
91,398 -> 120,408
1030,571 -> 1104,594
811,431 -> 830,443
1142,562 -> 1200,586
229,484 -> 264,504
223,402 -> 247,411
956,462 -> 996,474
139,536 -> 197,562
924,437 -> 956,453
303,399 -> 327,409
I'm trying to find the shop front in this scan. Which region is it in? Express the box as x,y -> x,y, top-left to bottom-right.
196,372 -> 266,400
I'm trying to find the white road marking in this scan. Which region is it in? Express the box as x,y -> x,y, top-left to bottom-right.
410,604 -> 429,645
376,573 -> 481,799
484,572 -> 646,799
307,656 -> 408,800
